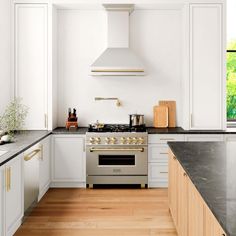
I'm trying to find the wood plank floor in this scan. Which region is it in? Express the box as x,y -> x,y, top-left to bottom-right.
15,188 -> 177,236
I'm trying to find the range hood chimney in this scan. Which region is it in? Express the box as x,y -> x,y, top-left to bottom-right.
90,4 -> 145,76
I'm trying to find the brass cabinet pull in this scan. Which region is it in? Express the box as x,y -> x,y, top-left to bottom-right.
173,156 -> 176,160
8,167 -> 11,191
90,147 -> 144,152
160,138 -> 175,141
183,172 -> 187,177
39,144 -> 43,161
24,149 -> 41,161
5,168 -> 8,192
5,167 -> 11,192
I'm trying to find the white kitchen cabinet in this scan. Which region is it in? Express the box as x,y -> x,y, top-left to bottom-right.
186,3 -> 226,130
225,134 -> 236,141
39,136 -> 51,201
148,162 -> 168,188
51,135 -> 86,187
185,134 -> 224,142
4,154 -> 24,236
14,3 -> 48,130
148,134 -> 184,188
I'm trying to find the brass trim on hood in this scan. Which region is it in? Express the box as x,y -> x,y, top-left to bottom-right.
91,69 -> 144,72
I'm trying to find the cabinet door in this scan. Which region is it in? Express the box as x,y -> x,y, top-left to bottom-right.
185,134 -> 224,142
168,150 -> 178,227
52,135 -> 85,182
177,164 -> 188,236
39,136 -> 51,200
188,181 -> 204,236
205,205 -> 227,236
5,155 -> 23,236
148,162 -> 168,188
14,4 -> 48,130
189,4 -> 224,130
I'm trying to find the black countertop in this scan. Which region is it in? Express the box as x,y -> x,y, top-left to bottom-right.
168,141 -> 236,236
0,130 -> 51,166
53,126 -> 236,134
148,127 -> 236,134
52,127 -> 88,134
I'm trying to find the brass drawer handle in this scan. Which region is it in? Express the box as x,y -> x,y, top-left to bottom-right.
24,149 -> 41,161
5,168 -> 8,192
5,167 -> 11,192
8,167 -> 11,191
160,138 -> 175,141
90,148 -> 144,152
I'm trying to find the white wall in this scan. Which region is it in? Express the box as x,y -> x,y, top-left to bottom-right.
0,0 -> 11,114
57,8 -> 183,127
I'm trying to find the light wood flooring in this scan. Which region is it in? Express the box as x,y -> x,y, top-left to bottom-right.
15,188 -> 177,236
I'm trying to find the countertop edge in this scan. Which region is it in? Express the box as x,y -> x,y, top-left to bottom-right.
0,132 -> 51,166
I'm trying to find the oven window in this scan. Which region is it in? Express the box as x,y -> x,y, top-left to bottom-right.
99,155 -> 135,165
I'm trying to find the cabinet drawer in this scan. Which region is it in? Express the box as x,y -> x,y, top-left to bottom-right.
148,134 -> 185,144
185,134 -> 224,142
148,163 -> 168,183
148,144 -> 169,162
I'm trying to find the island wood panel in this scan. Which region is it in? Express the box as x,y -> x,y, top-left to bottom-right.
204,203 -> 227,236
168,149 -> 227,236
168,150 -> 178,228
15,188 -> 177,236
177,164 -> 188,236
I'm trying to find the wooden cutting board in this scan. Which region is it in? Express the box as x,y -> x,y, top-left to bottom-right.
159,101 -> 176,127
153,105 -> 168,128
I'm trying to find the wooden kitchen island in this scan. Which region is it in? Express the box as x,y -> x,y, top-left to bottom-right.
168,141 -> 236,236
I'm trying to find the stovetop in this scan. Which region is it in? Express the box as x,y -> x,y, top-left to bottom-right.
88,124 -> 146,133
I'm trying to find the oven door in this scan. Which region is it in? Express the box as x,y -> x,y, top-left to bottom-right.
86,145 -> 147,175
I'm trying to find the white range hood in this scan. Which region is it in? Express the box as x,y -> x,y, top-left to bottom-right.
90,4 -> 145,76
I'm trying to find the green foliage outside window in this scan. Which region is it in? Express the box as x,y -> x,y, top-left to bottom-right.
227,41 -> 236,120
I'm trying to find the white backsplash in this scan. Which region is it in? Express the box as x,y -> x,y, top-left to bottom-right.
57,8 -> 183,127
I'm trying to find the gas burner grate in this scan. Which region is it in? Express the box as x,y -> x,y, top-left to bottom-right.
88,124 -> 146,133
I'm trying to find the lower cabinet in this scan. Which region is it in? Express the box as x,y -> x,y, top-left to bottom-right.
168,150 -> 178,227
1,154 -> 24,236
148,134 -> 184,188
188,180 -> 204,236
185,134 -> 224,141
205,204 -> 226,236
51,135 -> 86,187
39,136 -> 51,201
168,149 -> 227,236
177,164 -> 188,236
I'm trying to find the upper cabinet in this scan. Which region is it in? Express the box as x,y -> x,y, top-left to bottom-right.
183,3 -> 226,130
14,3 -> 48,130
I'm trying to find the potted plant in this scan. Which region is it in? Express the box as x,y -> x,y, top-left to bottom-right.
0,98 -> 28,143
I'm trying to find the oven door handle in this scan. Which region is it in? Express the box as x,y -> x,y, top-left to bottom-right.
89,147 -> 144,152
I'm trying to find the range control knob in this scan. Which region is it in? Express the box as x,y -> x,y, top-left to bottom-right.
132,137 -> 138,144
138,137 -> 145,144
126,137 -> 132,144
105,137 -> 110,144
110,137 -> 117,144
95,137 -> 101,144
89,137 -> 95,144
120,137 -> 126,144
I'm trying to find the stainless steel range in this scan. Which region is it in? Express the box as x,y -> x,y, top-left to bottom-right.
86,124 -> 148,188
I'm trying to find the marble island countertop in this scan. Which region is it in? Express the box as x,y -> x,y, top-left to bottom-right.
0,130 -> 50,166
168,141 -> 236,236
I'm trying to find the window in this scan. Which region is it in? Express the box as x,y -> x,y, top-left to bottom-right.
227,0 -> 236,122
